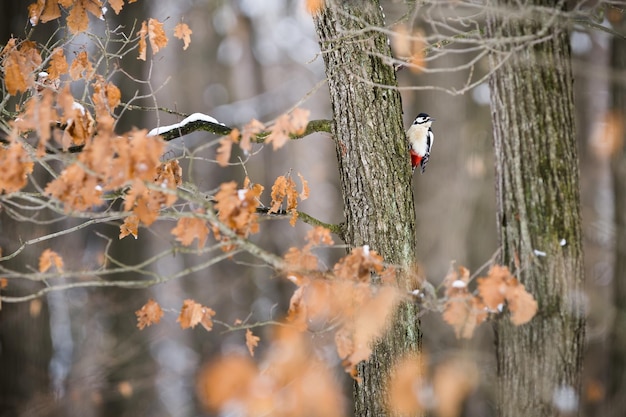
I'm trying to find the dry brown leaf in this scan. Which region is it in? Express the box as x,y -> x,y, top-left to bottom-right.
39,248 -> 64,273
137,21 -> 147,61
47,47 -> 68,79
265,108 -> 310,150
333,246 -> 385,282
443,295 -> 486,339
506,281 -> 538,325
3,40 -> 42,95
0,141 -> 34,194
119,215 -> 139,239
28,0 -> 45,26
178,299 -> 216,330
174,22 -> 193,50
388,353 -> 427,416
290,108 -> 309,135
297,172 -> 310,200
305,226 -> 333,246
284,247 -> 319,272
67,3 -> 89,33
171,215 -> 210,248
0,278 -> 8,289
266,113 -> 291,150
269,175 -> 288,213
148,18 -> 168,54
212,181 -> 263,249
135,299 -> 164,330
477,266 -> 508,311
245,329 -> 260,357
240,119 -> 264,152
109,0 -> 124,14
216,131 -> 235,167
69,51 -> 94,80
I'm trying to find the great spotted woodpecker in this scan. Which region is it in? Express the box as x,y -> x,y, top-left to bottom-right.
407,113 -> 435,174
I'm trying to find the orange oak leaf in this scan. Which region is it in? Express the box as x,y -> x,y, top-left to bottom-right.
3,40 -> 42,95
506,281 -> 538,325
240,119 -> 264,152
265,109 -> 310,150
333,246 -> 385,282
148,18 -> 168,54
305,226 -> 333,246
477,266 -> 508,311
289,108 -> 310,135
178,299 -> 216,331
45,164 -> 103,211
266,114 -> 291,150
245,329 -> 260,357
47,47 -> 68,79
137,21 -> 147,61
213,181 -> 262,244
174,22 -> 193,50
119,215 -> 139,239
171,216 -> 210,248
109,0 -> 124,14
67,0 -> 88,33
135,299 -> 164,330
298,172 -> 310,200
0,278 -> 8,289
283,246 -> 319,272
443,295 -> 487,339
39,249 -> 64,273
0,141 -> 33,195
29,0 -> 60,25
269,174 -> 308,226
69,51 -> 94,80
216,129 -> 237,167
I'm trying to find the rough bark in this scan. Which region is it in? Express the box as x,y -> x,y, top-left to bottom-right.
608,13 -> 626,417
313,1 -> 421,416
486,1 -> 586,416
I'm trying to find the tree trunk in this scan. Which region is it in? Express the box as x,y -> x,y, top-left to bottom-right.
486,2 -> 586,416
313,1 -> 421,416
608,13 -> 626,417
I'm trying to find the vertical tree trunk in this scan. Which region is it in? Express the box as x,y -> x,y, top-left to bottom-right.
486,2 -> 586,415
313,1 -> 421,416
608,13 -> 626,417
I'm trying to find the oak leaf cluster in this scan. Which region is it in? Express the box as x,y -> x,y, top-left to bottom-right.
442,264 -> 538,338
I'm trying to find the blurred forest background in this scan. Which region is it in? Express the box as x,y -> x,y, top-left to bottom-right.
0,0 -> 623,416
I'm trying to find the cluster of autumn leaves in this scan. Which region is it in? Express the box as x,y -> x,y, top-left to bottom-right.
135,224 -> 537,417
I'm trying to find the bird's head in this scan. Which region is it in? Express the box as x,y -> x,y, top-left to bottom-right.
413,113 -> 435,127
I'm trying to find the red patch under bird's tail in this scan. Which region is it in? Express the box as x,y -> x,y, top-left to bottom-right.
410,150 -> 422,170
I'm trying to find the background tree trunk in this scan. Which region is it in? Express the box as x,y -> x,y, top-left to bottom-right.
486,1 -> 586,415
608,12 -> 626,417
313,1 -> 421,416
